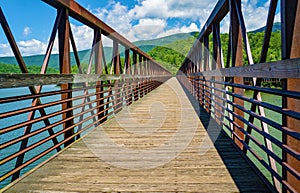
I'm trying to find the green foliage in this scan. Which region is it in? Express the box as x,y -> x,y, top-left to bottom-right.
148,31 -> 281,74
0,62 -> 59,74
148,35 -> 198,74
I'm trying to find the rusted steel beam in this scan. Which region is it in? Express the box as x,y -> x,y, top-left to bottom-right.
230,0 -> 244,150
41,0 -> 152,63
94,29 -> 105,124
139,54 -> 144,98
212,23 -> 225,125
112,39 -> 122,113
58,8 -> 74,147
0,8 -> 27,73
124,48 -> 132,105
281,0 -> 300,192
1,7 -> 61,181
40,0 -> 171,77
181,0 -> 229,68
203,35 -> 211,113
243,0 -> 280,189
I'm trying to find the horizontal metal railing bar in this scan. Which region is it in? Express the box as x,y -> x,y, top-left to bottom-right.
210,102 -> 298,180
0,90 -> 114,148
0,86 -> 112,135
189,58 -> 300,78
0,96 -> 109,165
199,87 -> 300,180
0,74 -> 171,88
194,81 -> 300,160
194,78 -> 300,100
203,81 -> 300,125
0,86 -> 111,120
0,109 -> 103,182
0,83 -> 112,104
197,81 -> 300,141
204,88 -> 299,159
224,107 -> 300,180
199,96 -> 296,193
228,95 -> 300,142
0,79 -> 160,123
220,117 -> 296,193
221,122 -> 286,188
1,81 -> 150,178
1,79 -> 154,162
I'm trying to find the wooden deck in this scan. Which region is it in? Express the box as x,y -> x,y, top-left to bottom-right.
4,78 -> 270,192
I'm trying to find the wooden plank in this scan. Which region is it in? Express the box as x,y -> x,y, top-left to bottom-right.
0,74 -> 170,88
3,78 -> 269,193
192,58 -> 300,78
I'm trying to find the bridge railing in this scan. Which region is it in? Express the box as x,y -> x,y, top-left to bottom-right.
0,0 -> 171,189
177,0 -> 299,192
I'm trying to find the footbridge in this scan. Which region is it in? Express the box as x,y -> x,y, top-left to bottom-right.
0,0 -> 299,192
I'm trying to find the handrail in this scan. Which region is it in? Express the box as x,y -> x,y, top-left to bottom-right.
177,0 -> 300,192
0,74 -> 171,88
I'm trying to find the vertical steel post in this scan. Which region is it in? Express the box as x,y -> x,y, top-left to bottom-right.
58,8 -> 74,147
94,28 -> 105,123
133,51 -> 139,101
212,23 -> 224,125
230,0 -> 244,150
281,0 -> 300,192
112,39 -> 122,113
203,35 -> 211,113
139,54 -> 144,98
124,48 -> 132,105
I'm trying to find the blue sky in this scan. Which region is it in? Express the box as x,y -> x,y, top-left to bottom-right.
0,0 -> 280,56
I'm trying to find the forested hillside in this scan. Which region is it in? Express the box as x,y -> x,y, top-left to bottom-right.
0,62 -> 58,74
148,31 -> 281,74
0,30 -> 281,75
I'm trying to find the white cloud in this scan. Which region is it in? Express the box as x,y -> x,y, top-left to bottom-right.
219,0 -> 280,33
129,0 -> 215,22
0,39 -> 48,57
0,0 -> 282,57
92,0 -> 208,41
158,23 -> 199,38
18,39 -> 47,56
131,18 -> 167,40
94,2 -> 134,41
23,26 -> 32,36
241,0 -> 280,31
0,43 -> 13,57
69,24 -> 94,50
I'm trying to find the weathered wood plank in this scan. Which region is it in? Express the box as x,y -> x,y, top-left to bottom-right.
192,58 -> 300,78
0,74 -> 169,88
4,78 -> 269,192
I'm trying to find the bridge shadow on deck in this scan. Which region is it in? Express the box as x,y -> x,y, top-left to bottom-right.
178,79 -> 273,193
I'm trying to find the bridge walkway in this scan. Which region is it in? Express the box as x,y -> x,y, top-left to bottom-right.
4,77 -> 270,192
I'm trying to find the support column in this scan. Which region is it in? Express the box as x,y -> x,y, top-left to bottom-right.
230,0 -> 244,150
58,8 -> 74,147
112,39 -> 122,113
94,29 -> 105,123
212,23 -> 224,125
281,0 -> 300,192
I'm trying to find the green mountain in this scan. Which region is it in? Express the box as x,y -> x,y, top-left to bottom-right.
249,22 -> 281,33
0,32 -> 196,71
134,32 -> 198,52
0,26 -> 281,75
